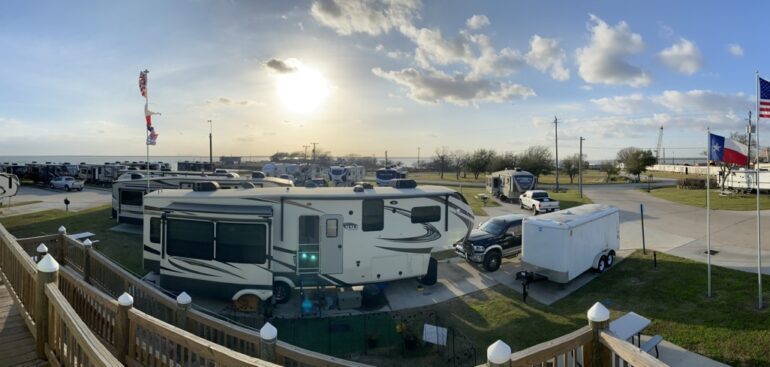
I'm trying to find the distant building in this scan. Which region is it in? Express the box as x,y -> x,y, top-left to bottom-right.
220,156 -> 241,166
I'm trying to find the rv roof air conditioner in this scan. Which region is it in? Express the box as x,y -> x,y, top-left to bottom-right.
193,181 -> 220,192
390,179 -> 417,189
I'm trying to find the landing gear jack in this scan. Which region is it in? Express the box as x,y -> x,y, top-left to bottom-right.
515,271 -> 547,303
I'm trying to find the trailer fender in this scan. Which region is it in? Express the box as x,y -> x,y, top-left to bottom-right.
591,250 -> 610,270
232,289 -> 273,302
273,276 -> 296,290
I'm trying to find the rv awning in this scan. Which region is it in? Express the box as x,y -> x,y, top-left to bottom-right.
164,202 -> 273,216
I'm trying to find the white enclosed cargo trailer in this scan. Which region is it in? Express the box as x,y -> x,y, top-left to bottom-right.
521,204 -> 619,283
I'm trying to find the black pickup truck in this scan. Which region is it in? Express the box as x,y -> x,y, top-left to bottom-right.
454,214 -> 524,271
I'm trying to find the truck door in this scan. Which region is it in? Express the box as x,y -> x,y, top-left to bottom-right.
502,221 -> 522,255
320,214 -> 343,274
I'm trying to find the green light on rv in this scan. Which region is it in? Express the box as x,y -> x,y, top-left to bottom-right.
301,253 -> 308,260
310,254 -> 317,261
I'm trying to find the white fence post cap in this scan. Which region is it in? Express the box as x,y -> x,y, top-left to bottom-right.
176,291 -> 192,305
83,239 -> 93,247
260,322 -> 277,340
58,226 -> 66,234
487,339 -> 511,364
118,292 -> 134,306
587,302 -> 610,322
36,243 -> 48,253
36,254 -> 60,273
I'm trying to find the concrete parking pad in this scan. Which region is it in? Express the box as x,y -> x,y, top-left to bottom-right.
0,185 -> 112,217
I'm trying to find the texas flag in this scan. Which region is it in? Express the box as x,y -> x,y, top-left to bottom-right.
709,133 -> 749,166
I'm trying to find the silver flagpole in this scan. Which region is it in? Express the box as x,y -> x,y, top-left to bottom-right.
707,127 -> 712,297
757,71 -> 763,309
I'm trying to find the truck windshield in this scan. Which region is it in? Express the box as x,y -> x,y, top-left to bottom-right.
479,219 -> 506,235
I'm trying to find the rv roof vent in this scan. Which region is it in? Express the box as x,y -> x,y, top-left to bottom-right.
353,185 -> 365,192
193,181 -> 220,192
390,179 -> 417,189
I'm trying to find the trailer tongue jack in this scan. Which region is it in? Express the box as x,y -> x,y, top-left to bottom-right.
515,271 -> 547,303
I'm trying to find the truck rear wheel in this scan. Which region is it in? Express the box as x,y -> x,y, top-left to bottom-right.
532,206 -> 538,215
483,251 -> 502,272
272,281 -> 291,304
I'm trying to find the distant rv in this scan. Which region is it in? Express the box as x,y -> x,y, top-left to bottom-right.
375,166 -> 407,186
0,173 -> 20,199
328,165 -> 366,186
77,163 -> 129,184
142,182 -> 474,305
112,172 -> 293,224
487,169 -> 536,202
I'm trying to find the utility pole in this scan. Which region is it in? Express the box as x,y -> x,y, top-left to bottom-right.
310,142 -> 318,164
417,147 -> 421,170
579,136 -> 585,198
747,110 -> 754,168
554,117 -> 560,192
302,145 -> 309,162
385,150 -> 389,166
207,120 -> 213,172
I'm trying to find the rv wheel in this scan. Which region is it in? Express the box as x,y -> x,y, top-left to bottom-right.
273,281 -> 291,304
606,251 -> 615,267
597,256 -> 607,273
483,251 -> 502,272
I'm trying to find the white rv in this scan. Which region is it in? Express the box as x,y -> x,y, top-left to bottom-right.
328,165 -> 366,186
521,204 -> 619,283
375,167 -> 407,186
112,173 -> 293,224
142,182 -> 475,305
487,169 -> 536,202
262,163 -> 301,178
724,169 -> 770,192
0,173 -> 20,199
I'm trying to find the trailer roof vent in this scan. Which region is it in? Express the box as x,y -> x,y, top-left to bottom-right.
193,181 -> 220,192
390,179 -> 417,189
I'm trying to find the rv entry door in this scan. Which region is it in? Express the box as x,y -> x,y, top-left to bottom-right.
320,215 -> 343,274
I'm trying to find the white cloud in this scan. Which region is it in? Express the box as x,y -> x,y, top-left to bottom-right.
265,58 -> 300,74
375,44 -> 409,59
386,106 -> 405,113
407,27 -> 475,69
372,67 -> 535,106
206,97 -> 263,107
591,93 -> 647,114
468,34 -> 524,79
728,43 -> 744,57
658,38 -> 703,75
576,14 -> 651,87
525,35 -> 569,81
309,0 -> 420,36
466,15 -> 490,30
652,89 -> 750,114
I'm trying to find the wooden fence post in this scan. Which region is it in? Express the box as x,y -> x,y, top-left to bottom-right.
115,292 -> 134,364
57,225 -> 67,263
83,239 -> 93,284
260,322 -> 277,362
35,254 -> 60,359
486,340 -> 511,367
175,292 -> 191,330
587,302 -> 611,367
35,243 -> 48,263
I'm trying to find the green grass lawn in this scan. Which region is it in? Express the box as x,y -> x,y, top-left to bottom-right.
548,189 -> 593,209
441,185 -> 500,216
645,171 -> 706,180
538,169 -> 626,185
646,187 -> 770,211
0,200 -> 43,208
441,251 -> 770,367
2,206 -> 144,274
408,171 -> 486,183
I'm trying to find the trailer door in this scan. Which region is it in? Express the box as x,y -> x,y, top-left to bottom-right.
320,214 -> 343,274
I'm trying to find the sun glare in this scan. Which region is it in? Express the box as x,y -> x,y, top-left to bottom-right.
276,66 -> 330,114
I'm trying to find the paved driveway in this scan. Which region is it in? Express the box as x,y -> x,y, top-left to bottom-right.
0,185 -> 112,217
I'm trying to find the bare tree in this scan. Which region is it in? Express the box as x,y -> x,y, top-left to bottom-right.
433,147 -> 450,179
518,146 -> 554,179
466,149 -> 496,179
599,161 -> 619,183
561,154 -> 581,184
449,150 -> 467,180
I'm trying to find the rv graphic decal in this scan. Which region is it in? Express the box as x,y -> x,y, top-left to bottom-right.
381,206 -> 442,243
343,222 -> 358,230
176,258 -> 248,280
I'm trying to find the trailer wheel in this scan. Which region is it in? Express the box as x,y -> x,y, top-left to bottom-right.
597,256 -> 607,273
483,251 -> 502,272
272,281 -> 291,304
606,251 -> 615,267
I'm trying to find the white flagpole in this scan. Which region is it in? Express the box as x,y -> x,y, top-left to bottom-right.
757,71 -> 763,309
707,127 -> 712,297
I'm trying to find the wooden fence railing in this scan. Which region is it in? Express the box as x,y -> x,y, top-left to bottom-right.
10,227 -> 372,367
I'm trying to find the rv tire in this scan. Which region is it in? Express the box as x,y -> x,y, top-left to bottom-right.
483,250 -> 502,272
273,281 -> 291,304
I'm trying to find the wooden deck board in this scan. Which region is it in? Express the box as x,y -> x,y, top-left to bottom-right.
0,284 -> 47,366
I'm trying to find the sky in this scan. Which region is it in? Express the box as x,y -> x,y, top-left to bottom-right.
0,0 -> 767,161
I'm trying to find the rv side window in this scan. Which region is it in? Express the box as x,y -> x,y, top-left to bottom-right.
216,223 -> 267,264
362,199 -> 384,231
411,206 -> 441,223
120,190 -> 144,206
299,216 -> 320,244
326,219 -> 338,238
179,183 -> 193,189
149,217 -> 161,244
166,219 -> 214,260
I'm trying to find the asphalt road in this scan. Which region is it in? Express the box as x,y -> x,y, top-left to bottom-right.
0,185 -> 112,217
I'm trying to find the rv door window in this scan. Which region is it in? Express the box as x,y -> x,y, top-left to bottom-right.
120,190 -> 144,206
149,217 -> 161,244
216,223 -> 267,264
326,219 -> 338,238
411,206 -> 441,223
362,199 -> 384,231
299,216 -> 320,244
166,219 -> 214,260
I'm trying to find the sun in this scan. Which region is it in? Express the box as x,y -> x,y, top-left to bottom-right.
276,66 -> 331,114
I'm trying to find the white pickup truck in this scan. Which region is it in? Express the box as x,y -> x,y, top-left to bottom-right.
519,190 -> 559,215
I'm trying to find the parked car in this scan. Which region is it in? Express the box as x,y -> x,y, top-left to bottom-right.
49,176 -> 84,191
455,214 -> 524,271
519,190 -> 559,215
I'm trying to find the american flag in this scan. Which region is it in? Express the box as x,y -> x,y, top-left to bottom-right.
138,70 -> 148,98
760,77 -> 770,118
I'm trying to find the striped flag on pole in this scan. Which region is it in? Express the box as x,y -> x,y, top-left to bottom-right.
760,77 -> 770,118
139,70 -> 148,98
